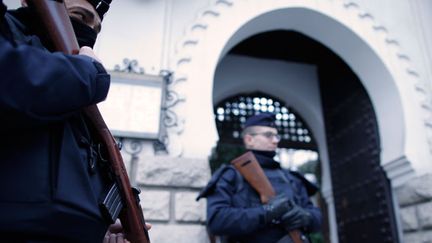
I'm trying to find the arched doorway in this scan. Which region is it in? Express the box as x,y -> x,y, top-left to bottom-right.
212,30 -> 399,242
172,2 -> 428,241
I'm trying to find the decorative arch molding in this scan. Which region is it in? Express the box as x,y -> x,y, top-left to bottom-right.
169,0 -> 431,189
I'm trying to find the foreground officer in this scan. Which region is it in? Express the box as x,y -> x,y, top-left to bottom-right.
0,0 -> 123,242
198,113 -> 322,243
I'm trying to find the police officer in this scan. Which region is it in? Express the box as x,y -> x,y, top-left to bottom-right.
198,113 -> 322,243
0,0 -> 123,242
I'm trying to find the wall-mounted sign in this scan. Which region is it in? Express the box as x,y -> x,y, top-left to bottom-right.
98,71 -> 165,139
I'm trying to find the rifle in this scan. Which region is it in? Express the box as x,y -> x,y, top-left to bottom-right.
231,151 -> 304,243
27,1 -> 150,242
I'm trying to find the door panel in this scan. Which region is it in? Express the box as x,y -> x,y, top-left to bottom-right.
319,66 -> 399,243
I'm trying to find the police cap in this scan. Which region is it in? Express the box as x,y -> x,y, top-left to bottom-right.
244,113 -> 276,129
87,0 -> 112,20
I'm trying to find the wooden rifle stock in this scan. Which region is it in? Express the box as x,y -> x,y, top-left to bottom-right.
231,152 -> 303,243
28,1 -> 150,242
231,152 -> 275,204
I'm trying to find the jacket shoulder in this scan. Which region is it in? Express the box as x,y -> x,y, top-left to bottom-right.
196,164 -> 238,201
289,170 -> 319,196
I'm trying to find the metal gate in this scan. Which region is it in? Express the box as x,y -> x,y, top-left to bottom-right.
319,66 -> 399,243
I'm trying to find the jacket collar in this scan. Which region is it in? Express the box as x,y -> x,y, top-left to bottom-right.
250,150 -> 281,169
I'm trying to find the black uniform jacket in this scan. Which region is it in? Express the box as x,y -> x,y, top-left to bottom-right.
198,150 -> 322,243
0,3 -> 111,242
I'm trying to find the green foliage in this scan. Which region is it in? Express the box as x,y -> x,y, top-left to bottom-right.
208,141 -> 246,174
298,159 -> 318,174
298,158 -> 321,186
308,232 -> 324,243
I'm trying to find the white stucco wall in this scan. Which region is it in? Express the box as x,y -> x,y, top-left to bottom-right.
356,0 -> 432,92
3,0 -> 431,92
94,0 -> 213,74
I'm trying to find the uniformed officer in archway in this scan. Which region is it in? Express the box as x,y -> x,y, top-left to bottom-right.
198,113 -> 322,243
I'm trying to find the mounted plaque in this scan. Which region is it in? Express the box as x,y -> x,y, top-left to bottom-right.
98,71 -> 165,139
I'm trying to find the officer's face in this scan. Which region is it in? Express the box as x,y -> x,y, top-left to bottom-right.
243,126 -> 280,151
65,0 -> 102,33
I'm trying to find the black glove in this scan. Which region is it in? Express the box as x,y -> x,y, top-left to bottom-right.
263,194 -> 291,224
281,203 -> 312,231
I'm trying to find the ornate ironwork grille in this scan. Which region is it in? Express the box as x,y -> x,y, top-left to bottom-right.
215,92 -> 316,150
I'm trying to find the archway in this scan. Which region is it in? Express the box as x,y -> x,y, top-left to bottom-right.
212,29 -> 399,242
172,2 -> 429,242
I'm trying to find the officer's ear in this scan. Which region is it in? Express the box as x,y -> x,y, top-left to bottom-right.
21,0 -> 28,7
243,133 -> 254,148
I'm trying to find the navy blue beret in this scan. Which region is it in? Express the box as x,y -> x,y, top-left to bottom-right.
244,113 -> 276,128
87,0 -> 112,20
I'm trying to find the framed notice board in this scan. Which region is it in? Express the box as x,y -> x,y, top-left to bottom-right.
98,71 -> 166,139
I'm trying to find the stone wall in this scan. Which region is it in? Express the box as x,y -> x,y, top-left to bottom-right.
396,174 -> 432,242
133,155 -> 211,243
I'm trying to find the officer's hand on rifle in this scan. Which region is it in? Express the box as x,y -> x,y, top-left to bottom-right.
103,220 -> 152,243
79,46 -> 102,63
263,194 -> 291,224
103,221 -> 129,243
281,202 -> 312,231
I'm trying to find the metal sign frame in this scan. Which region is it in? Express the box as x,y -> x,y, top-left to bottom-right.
98,71 -> 167,140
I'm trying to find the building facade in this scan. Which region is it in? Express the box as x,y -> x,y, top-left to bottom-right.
5,0 -> 432,242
